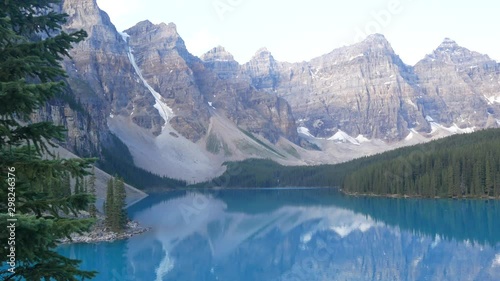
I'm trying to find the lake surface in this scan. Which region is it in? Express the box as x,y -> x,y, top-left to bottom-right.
58,188 -> 500,281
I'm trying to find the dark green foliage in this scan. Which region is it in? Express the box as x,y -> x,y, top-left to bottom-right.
87,168 -> 98,218
196,151 -> 384,189
104,177 -> 127,232
197,129 -> 500,199
342,129 -> 500,198
99,133 -> 186,190
104,178 -> 115,229
113,177 -> 127,230
0,1 -> 97,280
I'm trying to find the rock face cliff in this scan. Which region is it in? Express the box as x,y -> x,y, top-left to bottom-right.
123,20 -> 209,141
245,35 -> 500,141
198,46 -> 298,143
414,38 -> 500,128
40,0 -> 300,182
245,34 -> 428,141
123,21 -> 298,143
40,0 -> 500,181
34,0 -> 164,159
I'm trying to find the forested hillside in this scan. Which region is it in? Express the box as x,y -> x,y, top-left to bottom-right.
199,129 -> 500,199
343,129 -> 500,198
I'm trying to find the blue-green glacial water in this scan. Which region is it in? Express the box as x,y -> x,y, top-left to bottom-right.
58,188 -> 500,281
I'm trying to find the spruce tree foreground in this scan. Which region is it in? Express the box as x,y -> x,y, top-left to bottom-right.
0,1 -> 98,280
104,177 -> 127,233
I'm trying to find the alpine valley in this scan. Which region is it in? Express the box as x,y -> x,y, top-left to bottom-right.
42,0 -> 500,185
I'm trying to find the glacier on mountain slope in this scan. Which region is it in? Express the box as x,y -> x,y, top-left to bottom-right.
122,32 -> 174,127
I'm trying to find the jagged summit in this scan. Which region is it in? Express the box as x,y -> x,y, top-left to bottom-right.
124,20 -> 188,55
365,33 -> 389,42
418,37 -> 493,67
248,47 -> 275,62
243,47 -> 280,90
126,20 -> 179,37
201,46 -> 236,62
359,33 -> 393,51
62,0 -> 114,31
255,47 -> 271,55
436,37 -> 461,52
54,0 -> 500,182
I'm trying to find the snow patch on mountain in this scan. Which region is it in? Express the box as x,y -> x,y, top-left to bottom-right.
405,131 -> 414,141
430,122 -> 475,134
119,31 -> 130,42
355,135 -> 370,143
349,54 -> 364,61
297,127 -> 315,138
485,95 -> 500,104
125,43 -> 174,127
328,130 -> 360,145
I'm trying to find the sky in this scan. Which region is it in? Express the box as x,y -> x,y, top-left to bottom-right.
96,0 -> 500,65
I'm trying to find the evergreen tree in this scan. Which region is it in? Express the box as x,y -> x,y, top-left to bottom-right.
88,168 -> 98,218
104,177 -> 128,232
0,1 -> 96,280
113,177 -> 127,232
74,177 -> 81,194
485,158 -> 494,196
104,177 -> 115,229
341,129 -> 500,198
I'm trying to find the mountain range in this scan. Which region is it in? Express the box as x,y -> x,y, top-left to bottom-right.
38,0 -> 500,183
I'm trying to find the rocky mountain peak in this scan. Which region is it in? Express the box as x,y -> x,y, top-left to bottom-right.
201,46 -> 236,62
362,33 -> 392,49
254,47 -> 272,57
125,20 -> 187,53
414,37 -> 500,130
437,37 -> 460,50
243,48 -> 280,90
62,0 -> 113,31
421,38 -> 493,67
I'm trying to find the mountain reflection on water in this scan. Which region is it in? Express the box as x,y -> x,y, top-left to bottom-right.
58,188 -> 500,281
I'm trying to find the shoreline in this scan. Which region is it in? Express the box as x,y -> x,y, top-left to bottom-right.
58,218 -> 150,244
148,186 -> 500,200
341,189 -> 500,200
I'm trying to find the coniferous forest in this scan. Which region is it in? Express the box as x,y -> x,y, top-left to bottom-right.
199,129 -> 500,198
342,128 -> 500,198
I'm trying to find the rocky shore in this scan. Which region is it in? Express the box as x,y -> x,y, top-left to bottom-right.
58,217 -> 150,244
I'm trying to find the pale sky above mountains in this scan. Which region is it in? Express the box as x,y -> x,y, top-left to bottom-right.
96,0 -> 499,65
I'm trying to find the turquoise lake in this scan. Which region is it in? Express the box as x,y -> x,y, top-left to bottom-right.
58,188 -> 500,281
